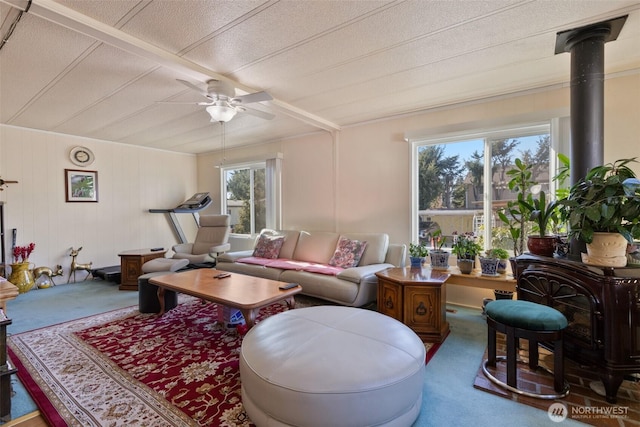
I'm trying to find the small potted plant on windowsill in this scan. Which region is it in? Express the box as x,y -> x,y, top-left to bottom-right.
451,233 -> 482,274
479,248 -> 503,276
429,229 -> 450,270
485,248 -> 509,274
409,243 -> 428,268
483,248 -> 513,300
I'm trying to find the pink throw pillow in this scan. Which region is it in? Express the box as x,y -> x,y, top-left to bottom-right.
328,236 -> 367,268
253,235 -> 285,259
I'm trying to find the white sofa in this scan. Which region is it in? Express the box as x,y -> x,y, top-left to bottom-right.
216,230 -> 406,307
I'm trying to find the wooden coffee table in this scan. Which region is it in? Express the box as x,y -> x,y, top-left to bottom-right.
149,269 -> 301,329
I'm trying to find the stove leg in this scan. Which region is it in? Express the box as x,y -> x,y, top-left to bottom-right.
601,373 -> 624,404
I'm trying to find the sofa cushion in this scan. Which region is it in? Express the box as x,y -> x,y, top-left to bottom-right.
252,234 -> 285,259
302,264 -> 343,276
329,236 -> 368,268
280,270 -> 360,304
236,256 -> 273,266
293,231 -> 340,264
262,259 -> 307,271
262,260 -> 343,276
342,233 -> 389,266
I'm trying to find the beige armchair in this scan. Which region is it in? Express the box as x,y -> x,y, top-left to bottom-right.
172,214 -> 231,263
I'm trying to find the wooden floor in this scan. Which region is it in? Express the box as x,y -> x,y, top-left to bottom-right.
3,411 -> 48,427
474,335 -> 640,427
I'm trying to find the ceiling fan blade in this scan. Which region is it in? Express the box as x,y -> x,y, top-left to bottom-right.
240,106 -> 275,120
177,79 -> 213,100
233,91 -> 272,104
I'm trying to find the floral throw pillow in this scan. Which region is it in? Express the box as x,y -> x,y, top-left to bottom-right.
252,234 -> 285,259
328,236 -> 368,268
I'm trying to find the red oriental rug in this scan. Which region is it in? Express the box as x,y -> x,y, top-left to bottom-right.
8,297 -> 442,426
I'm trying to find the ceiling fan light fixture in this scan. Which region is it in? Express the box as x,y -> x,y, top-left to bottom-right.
206,103 -> 237,122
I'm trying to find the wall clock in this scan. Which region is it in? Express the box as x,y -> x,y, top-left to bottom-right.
69,146 -> 95,167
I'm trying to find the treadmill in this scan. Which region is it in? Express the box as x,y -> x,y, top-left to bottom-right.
149,192 -> 212,243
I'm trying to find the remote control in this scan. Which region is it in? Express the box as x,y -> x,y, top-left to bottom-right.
279,283 -> 299,290
150,247 -> 164,251
214,272 -> 231,279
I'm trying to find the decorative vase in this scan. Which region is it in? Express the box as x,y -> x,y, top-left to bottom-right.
409,256 -> 424,268
9,261 -> 36,293
479,257 -> 499,276
457,259 -> 474,274
429,250 -> 450,270
527,235 -> 556,257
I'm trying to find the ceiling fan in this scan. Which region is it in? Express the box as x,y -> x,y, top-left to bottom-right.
163,79 -> 275,123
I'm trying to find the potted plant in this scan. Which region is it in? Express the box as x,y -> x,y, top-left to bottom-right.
9,242 -> 36,293
479,249 -> 501,276
497,158 -> 536,256
485,248 -> 509,274
559,158 -> 640,267
519,189 -> 559,257
451,233 -> 482,274
428,229 -> 450,270
408,243 -> 428,268
483,248 -> 513,299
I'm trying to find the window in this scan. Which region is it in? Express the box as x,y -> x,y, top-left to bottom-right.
221,156 -> 282,236
411,124 -> 553,255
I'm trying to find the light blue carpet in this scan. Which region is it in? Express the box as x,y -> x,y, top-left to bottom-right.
3,279 -> 586,426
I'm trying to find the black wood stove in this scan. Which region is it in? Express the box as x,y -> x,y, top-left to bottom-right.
511,254 -> 640,403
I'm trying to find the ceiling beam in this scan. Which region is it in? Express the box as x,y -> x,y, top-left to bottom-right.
1,0 -> 341,132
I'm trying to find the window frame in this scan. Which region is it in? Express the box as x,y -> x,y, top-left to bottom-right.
221,159 -> 278,237
410,122 -> 556,252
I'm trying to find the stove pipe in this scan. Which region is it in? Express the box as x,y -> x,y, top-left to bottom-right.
555,16 -> 627,184
554,16 -> 627,259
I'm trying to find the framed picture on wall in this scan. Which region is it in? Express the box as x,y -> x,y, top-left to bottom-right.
65,169 -> 98,202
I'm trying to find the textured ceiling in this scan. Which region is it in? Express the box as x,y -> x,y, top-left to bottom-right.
1,0 -> 639,154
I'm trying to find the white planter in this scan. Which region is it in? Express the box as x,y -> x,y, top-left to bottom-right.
583,232 -> 629,267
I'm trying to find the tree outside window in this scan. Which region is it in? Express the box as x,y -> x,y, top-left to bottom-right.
416,131 -> 550,254
224,166 -> 266,235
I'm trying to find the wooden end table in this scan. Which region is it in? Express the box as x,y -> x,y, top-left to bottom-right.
118,248 -> 167,290
0,280 -> 18,314
150,269 -> 301,329
376,267 -> 450,343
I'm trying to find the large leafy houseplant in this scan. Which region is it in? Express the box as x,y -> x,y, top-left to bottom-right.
560,158 -> 640,266
561,158 -> 640,244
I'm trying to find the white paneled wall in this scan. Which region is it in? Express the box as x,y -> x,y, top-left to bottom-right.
0,125 -> 198,278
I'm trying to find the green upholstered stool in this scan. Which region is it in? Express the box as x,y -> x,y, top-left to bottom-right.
483,299 -> 569,399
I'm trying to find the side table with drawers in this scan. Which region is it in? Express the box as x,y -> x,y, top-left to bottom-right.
118,248 -> 167,290
375,267 -> 450,343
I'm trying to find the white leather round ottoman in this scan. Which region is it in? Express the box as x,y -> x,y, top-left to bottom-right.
240,306 -> 426,427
